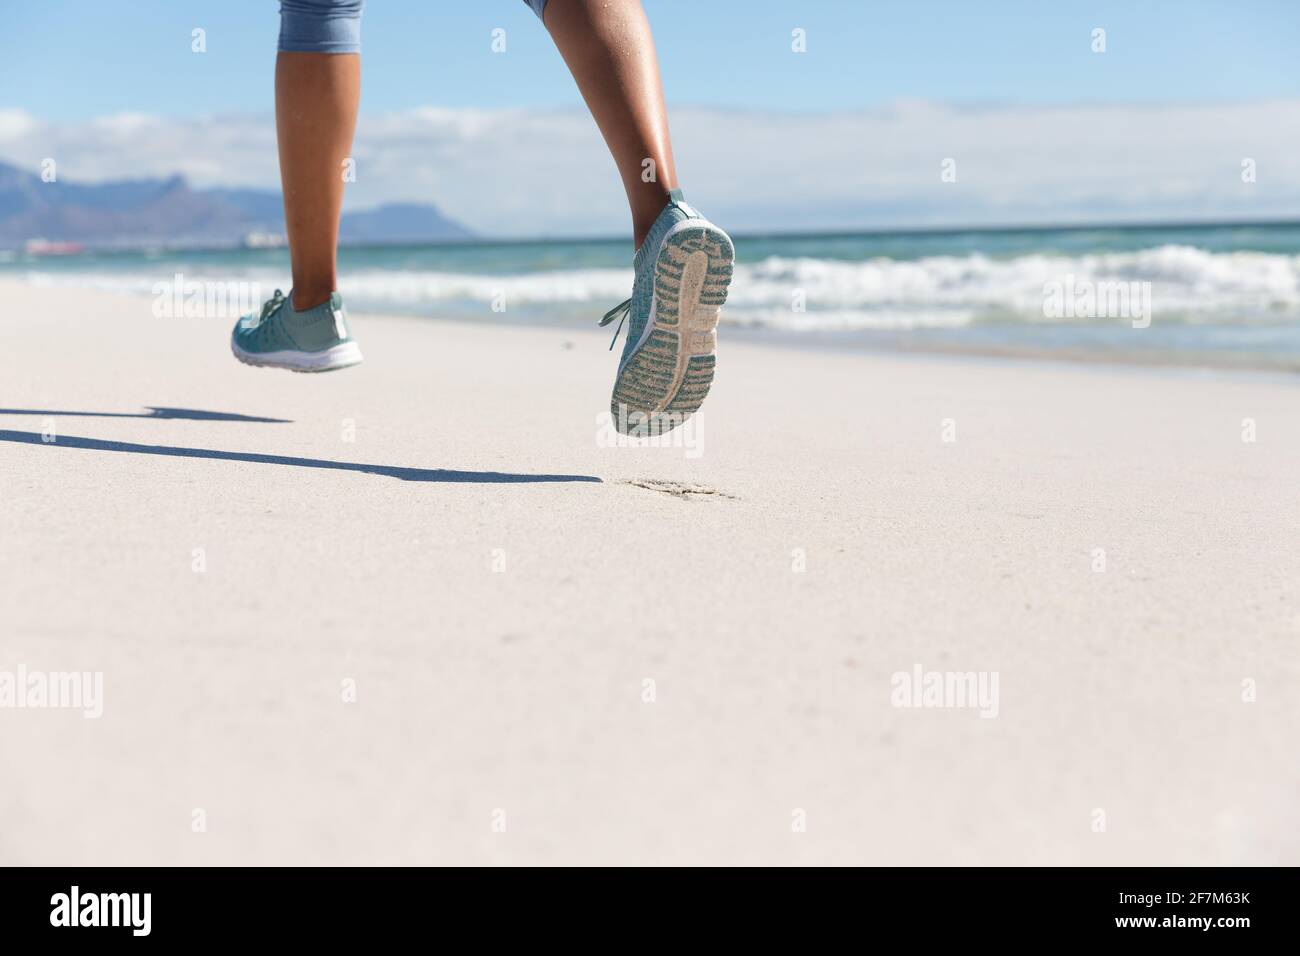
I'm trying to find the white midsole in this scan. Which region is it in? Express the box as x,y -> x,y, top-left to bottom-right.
232,338 -> 363,371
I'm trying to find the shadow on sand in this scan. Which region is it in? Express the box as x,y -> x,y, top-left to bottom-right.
0,406 -> 292,423
0,430 -> 602,484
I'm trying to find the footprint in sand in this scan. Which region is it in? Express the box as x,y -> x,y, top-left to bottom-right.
621,478 -> 736,500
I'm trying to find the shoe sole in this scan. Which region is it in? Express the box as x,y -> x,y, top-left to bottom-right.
611,219 -> 734,433
231,336 -> 363,373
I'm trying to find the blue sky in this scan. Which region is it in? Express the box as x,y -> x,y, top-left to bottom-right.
6,0 -> 1299,119
2,2 -> 1299,236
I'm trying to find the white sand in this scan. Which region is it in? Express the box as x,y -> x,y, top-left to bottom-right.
1,278 -> 1298,865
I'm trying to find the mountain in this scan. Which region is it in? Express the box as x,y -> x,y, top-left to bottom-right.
200,187 -> 288,228
0,161 -> 475,249
339,202 -> 476,244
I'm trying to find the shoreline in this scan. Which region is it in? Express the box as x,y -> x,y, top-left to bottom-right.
5,275 -> 1299,380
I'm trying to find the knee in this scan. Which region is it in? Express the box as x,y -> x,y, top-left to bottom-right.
279,0 -> 364,55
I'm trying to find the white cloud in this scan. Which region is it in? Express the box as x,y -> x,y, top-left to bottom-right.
0,108 -> 37,139
1,99 -> 1297,237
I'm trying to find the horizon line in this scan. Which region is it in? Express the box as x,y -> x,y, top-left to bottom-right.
8,215 -> 1297,257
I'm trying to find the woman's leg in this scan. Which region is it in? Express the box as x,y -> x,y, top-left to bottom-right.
276,0 -> 363,310
537,0 -> 679,249
529,1 -> 732,433
232,0 -> 365,373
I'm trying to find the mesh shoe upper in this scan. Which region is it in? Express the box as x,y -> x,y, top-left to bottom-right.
234,290 -> 354,354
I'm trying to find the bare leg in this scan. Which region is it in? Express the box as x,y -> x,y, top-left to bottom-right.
275,52 -> 360,311
543,0 -> 678,249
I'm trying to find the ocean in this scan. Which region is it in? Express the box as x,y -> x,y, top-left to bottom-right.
5,221 -> 1300,370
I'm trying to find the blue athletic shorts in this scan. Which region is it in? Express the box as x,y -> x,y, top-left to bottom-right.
278,1 -> 548,54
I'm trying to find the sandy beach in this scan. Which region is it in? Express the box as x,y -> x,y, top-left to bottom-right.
1,278 -> 1298,866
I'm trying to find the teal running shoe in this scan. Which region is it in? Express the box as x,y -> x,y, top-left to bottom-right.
600,190 -> 734,435
231,289 -> 363,373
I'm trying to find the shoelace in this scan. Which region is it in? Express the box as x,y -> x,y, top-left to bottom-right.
599,298 -> 632,351
258,289 -> 287,325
